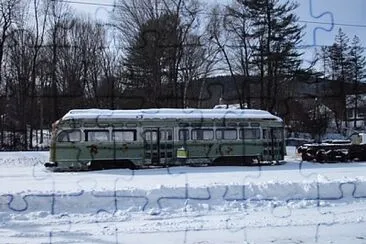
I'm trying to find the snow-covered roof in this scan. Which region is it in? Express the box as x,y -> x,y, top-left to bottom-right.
61,108 -> 283,122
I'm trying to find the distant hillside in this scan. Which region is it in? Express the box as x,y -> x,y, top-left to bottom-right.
120,74 -> 366,118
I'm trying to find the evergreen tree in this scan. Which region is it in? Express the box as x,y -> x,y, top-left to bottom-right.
349,35 -> 366,128
116,0 -> 203,108
334,28 -> 351,80
318,45 -> 331,78
245,0 -> 304,112
329,28 -> 351,129
125,13 -> 181,107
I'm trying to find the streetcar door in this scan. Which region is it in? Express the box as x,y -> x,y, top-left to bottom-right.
263,127 -> 282,161
143,128 -> 173,165
159,128 -> 173,164
143,128 -> 160,164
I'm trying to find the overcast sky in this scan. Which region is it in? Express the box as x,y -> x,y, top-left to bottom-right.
68,0 -> 366,64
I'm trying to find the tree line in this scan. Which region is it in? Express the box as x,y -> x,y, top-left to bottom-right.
0,0 -> 365,150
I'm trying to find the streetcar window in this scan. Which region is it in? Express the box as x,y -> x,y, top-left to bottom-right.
113,123 -> 124,128
57,130 -> 81,142
216,129 -> 237,140
179,129 -> 190,140
144,130 -> 158,141
64,120 -> 81,128
97,123 -> 109,128
239,128 -> 260,139
179,122 -> 189,127
160,130 -> 173,141
84,122 -> 96,127
191,123 -> 202,128
112,130 -> 136,142
191,129 -> 214,140
85,130 -> 110,142
250,123 -> 260,127
273,128 -> 283,139
239,122 -> 249,127
263,128 -> 283,139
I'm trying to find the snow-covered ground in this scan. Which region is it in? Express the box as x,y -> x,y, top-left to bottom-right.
1,147 -> 366,243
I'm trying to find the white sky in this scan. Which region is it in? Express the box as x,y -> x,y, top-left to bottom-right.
67,0 -> 366,66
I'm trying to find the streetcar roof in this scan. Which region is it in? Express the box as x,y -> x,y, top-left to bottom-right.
61,108 -> 283,122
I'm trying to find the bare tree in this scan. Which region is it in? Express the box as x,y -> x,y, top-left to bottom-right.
28,0 -> 50,147
45,0 -> 74,122
0,0 -> 23,149
223,0 -> 256,107
206,5 -> 244,108
180,32 -> 221,108
0,0 -> 22,149
0,0 -> 21,88
98,42 -> 123,109
6,27 -> 35,149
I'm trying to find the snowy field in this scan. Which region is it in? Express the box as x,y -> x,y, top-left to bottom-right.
1,147 -> 366,243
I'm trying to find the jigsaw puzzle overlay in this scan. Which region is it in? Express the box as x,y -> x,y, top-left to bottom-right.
1,0 -> 366,243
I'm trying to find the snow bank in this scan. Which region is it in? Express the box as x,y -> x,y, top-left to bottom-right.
1,150 -> 366,243
1,149 -> 366,218
0,151 -> 48,167
3,180 -> 366,215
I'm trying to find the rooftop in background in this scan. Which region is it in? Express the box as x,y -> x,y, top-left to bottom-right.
213,104 -> 241,109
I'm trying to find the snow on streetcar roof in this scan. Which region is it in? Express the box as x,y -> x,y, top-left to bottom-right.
61,108 -> 282,121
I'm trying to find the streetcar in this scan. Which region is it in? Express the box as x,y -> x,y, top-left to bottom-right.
45,106 -> 286,171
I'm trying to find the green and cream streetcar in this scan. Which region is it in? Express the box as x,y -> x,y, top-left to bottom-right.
45,105 -> 286,171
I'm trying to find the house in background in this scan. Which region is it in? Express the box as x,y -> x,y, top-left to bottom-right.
346,94 -> 366,130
